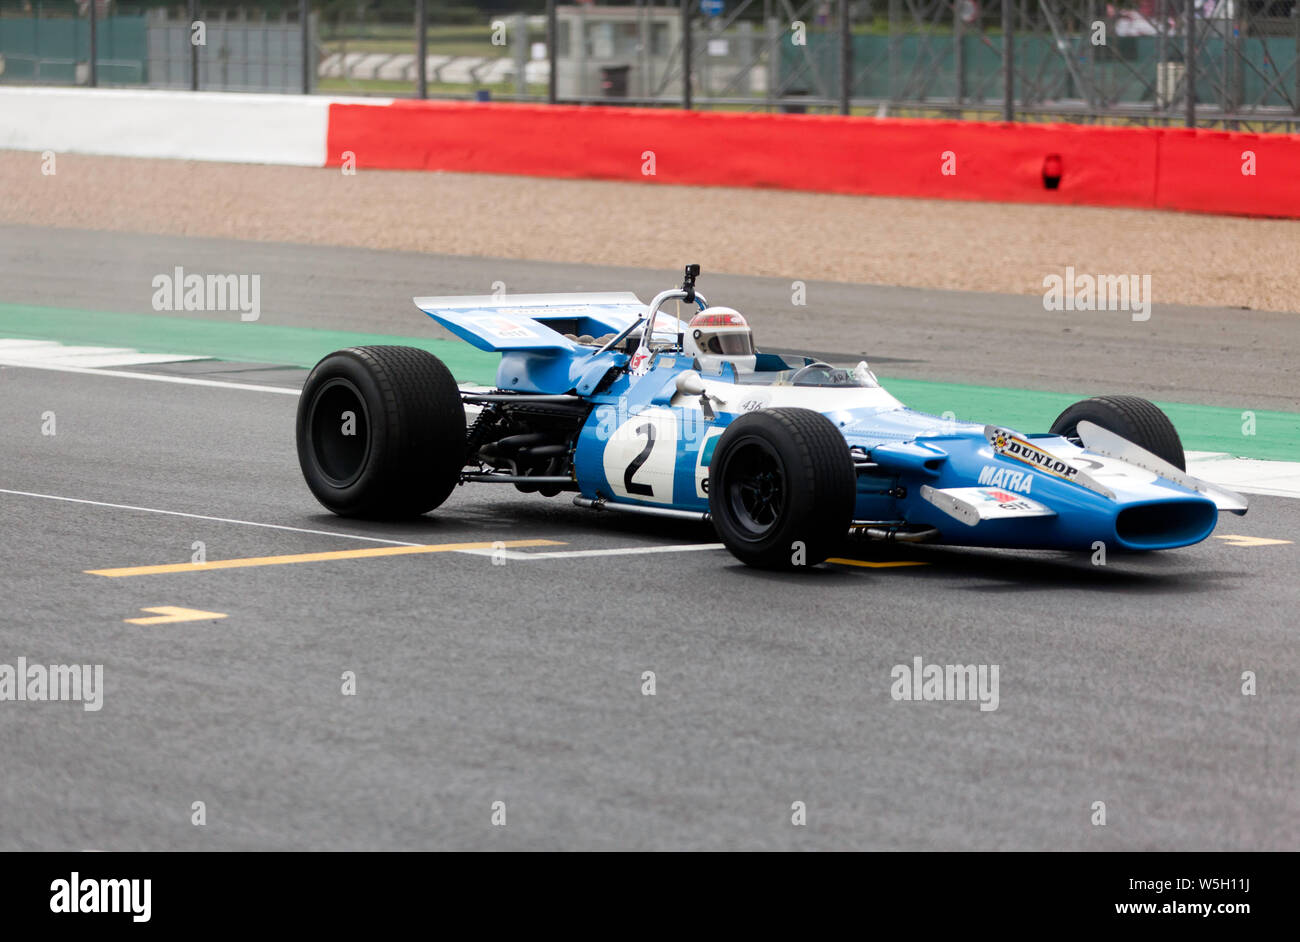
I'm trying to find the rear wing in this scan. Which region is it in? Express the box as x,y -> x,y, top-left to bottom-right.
414,292 -> 680,354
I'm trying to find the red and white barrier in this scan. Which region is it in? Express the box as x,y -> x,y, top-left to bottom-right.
4,87 -> 1298,218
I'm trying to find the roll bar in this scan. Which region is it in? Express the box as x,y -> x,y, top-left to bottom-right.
593,264 -> 708,358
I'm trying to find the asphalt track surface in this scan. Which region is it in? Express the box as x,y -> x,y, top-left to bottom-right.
1,225 -> 1297,850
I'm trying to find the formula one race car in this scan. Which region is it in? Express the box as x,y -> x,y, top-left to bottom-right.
296,265 -> 1247,569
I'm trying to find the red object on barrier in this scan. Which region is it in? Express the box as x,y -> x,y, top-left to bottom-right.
325,100 -> 1300,219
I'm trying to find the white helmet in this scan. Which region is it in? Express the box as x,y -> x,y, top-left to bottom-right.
684,307 -> 757,373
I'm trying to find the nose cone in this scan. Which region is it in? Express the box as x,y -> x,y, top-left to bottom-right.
1112,498 -> 1218,550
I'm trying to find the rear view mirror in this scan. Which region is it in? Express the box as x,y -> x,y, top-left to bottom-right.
676,371 -> 706,396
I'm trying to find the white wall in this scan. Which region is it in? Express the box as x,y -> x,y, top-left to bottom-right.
0,87 -> 332,166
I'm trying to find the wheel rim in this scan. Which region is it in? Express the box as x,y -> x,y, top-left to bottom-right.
724,438 -> 786,538
308,378 -> 371,487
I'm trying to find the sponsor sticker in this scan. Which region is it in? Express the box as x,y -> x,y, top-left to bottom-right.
984,426 -> 1116,500
987,427 -> 1080,482
978,488 -> 1037,511
977,464 -> 1033,494
629,346 -> 652,376
473,316 -> 536,340
511,306 -> 588,317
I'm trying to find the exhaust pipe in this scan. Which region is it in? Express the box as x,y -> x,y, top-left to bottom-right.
574,496 -> 711,524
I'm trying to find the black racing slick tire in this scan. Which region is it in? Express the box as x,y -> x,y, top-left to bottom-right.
708,408 -> 856,570
296,345 -> 466,518
1049,395 -> 1186,471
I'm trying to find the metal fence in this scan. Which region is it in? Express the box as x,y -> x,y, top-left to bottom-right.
0,1 -> 313,93
2,1 -> 1297,131
551,0 -> 1300,131
146,7 -> 314,93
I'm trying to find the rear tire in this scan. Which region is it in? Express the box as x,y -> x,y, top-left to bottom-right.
296,346 -> 465,517
1049,395 -> 1185,471
708,408 -> 856,569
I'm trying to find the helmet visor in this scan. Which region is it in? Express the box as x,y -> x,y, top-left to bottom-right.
705,331 -> 754,355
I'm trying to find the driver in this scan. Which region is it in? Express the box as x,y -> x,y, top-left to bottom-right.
683,307 -> 757,373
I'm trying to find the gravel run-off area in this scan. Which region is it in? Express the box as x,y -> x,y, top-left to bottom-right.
3,150 -> 1297,313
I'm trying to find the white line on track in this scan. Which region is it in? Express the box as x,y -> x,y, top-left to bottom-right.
0,358 -> 497,397
0,358 -> 301,394
457,543 -> 724,560
0,338 -> 210,368
0,488 -> 424,546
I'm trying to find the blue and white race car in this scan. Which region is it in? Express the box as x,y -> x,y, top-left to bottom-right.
296,265 -> 1247,569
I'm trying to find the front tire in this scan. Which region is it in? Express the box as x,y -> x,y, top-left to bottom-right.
296,346 -> 465,517
708,408 -> 856,569
1049,395 -> 1185,470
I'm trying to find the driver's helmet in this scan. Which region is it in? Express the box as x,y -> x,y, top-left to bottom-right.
684,307 -> 757,373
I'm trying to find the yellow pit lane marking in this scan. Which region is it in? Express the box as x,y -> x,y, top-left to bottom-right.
827,558 -> 930,569
125,606 -> 228,625
1214,534 -> 1293,548
88,539 -> 566,578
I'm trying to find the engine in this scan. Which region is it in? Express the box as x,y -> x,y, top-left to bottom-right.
465,398 -> 591,496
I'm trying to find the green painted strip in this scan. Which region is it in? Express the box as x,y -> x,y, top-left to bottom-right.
0,303 -> 501,386
2,303 -> 1296,462
881,377 -> 1300,464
